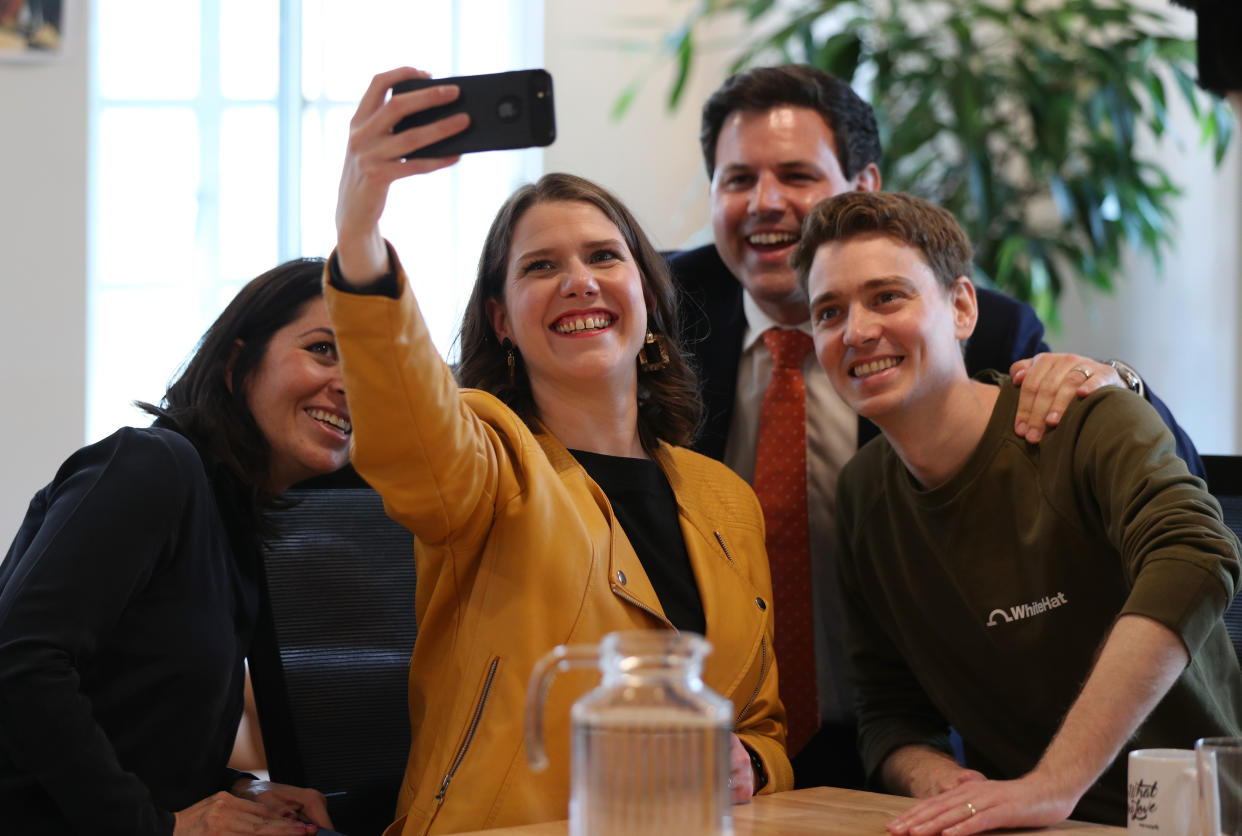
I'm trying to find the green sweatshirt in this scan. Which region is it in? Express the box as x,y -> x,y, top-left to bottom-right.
836,371 -> 1242,824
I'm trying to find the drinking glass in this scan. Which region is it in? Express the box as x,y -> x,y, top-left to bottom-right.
1197,736 -> 1242,836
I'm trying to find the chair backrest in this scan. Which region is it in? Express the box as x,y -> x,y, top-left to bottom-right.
1203,455 -> 1242,666
249,466 -> 416,836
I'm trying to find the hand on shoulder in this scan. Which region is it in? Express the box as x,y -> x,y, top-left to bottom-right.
1009,353 -> 1124,443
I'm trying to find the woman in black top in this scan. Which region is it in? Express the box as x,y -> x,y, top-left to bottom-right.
0,259 -> 349,835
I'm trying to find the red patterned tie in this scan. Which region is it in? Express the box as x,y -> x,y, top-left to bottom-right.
753,328 -> 819,755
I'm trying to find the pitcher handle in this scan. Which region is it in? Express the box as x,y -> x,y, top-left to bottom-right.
524,643 -> 601,771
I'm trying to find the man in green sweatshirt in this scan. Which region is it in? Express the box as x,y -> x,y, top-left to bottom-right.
792,190 -> 1242,833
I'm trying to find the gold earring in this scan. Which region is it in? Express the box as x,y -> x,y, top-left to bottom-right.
638,331 -> 670,372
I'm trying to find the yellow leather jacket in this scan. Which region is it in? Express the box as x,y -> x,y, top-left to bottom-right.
325,255 -> 792,836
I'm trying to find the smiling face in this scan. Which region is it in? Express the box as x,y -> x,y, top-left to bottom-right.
807,233 -> 977,423
243,296 -> 351,492
487,199 -> 649,398
710,105 -> 879,325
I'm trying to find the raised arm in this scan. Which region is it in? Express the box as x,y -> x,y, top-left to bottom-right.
333,67 -> 466,285
326,68 -> 519,549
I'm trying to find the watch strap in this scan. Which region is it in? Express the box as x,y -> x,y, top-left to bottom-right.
745,743 -> 768,791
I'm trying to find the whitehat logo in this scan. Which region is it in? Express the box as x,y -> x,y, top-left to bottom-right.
986,592 -> 1068,627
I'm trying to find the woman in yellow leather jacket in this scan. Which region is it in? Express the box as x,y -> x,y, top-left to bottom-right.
326,68 -> 793,836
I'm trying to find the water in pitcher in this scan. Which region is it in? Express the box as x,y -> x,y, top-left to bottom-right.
570,707 -> 732,836
526,631 -> 735,836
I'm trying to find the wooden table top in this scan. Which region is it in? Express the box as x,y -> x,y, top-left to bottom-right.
444,786 -> 1125,835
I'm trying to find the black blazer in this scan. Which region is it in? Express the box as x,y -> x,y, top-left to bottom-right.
667,244 -> 1205,477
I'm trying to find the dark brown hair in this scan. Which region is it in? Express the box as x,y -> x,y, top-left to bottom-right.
139,257 -> 327,525
455,173 -> 701,453
700,64 -> 881,180
792,191 -> 974,294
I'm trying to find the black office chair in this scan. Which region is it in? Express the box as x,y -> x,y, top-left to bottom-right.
249,465 -> 416,836
1203,455 -> 1242,664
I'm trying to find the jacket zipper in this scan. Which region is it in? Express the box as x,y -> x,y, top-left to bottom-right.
613,583 -> 675,629
434,657 -> 500,807
734,637 -> 766,724
714,531 -> 735,564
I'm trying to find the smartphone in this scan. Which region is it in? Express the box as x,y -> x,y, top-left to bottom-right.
391,69 -> 556,158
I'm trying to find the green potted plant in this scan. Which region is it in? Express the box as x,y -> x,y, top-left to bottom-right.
637,0 -> 1234,322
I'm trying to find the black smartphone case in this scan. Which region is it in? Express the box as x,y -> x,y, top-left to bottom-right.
392,69 -> 556,158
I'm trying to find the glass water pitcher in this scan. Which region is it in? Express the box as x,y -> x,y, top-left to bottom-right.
525,630 -> 734,836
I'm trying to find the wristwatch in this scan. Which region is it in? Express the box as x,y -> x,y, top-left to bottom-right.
746,744 -> 768,791
1107,359 -> 1145,398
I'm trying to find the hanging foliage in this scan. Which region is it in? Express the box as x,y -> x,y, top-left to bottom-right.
635,0 -> 1234,322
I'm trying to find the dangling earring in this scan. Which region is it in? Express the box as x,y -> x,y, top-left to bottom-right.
638,331 -> 670,372
502,337 -> 516,385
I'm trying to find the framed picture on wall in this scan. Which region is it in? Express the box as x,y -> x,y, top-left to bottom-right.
0,0 -> 67,62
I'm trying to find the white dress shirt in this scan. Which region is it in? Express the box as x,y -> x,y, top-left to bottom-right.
723,291 -> 859,724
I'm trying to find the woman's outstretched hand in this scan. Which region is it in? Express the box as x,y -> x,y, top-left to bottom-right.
335,67 -> 470,283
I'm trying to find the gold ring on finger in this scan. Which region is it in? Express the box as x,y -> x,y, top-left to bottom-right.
1070,365 -> 1093,380
966,801 -> 977,816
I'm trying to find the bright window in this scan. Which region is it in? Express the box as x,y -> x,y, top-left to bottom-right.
88,0 -> 543,440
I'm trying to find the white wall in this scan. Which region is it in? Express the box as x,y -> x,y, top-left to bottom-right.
1051,117 -> 1242,455
541,0 -> 740,252
0,5 -> 89,541
1047,0 -> 1242,455
2,0 -> 1239,543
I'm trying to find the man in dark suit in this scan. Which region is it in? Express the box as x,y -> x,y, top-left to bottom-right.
665,64 -> 1204,790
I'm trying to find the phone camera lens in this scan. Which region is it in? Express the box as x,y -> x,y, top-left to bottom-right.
496,95 -> 522,123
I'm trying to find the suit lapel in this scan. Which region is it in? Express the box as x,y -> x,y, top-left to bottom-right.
670,246 -> 747,462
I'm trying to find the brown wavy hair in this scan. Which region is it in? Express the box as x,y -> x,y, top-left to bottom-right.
455,173 -> 701,453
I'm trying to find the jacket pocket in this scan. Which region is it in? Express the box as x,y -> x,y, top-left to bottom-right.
425,655 -> 502,833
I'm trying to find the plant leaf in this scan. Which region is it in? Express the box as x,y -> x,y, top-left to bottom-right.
1214,98 -> 1236,165
623,0 -> 1232,315
667,27 -> 695,110
612,79 -> 642,120
815,31 -> 863,83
